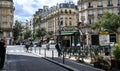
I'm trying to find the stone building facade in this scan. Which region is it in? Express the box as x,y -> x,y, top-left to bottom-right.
0,0 -> 15,44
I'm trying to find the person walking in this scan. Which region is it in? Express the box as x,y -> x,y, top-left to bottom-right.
0,39 -> 6,69
25,42 -> 30,52
55,43 -> 62,57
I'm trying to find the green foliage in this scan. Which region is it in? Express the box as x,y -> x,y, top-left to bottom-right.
99,11 -> 120,33
24,29 -> 32,39
91,22 -> 101,30
13,20 -> 23,41
113,44 -> 120,60
46,31 -> 53,38
92,11 -> 120,33
35,27 -> 46,38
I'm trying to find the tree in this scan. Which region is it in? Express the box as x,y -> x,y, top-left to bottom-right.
92,11 -> 120,33
100,11 -> 120,33
13,20 -> 23,41
36,27 -> 46,41
24,29 -> 32,40
46,31 -> 53,38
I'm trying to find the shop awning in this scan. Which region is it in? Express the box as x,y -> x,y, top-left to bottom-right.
56,31 -> 76,36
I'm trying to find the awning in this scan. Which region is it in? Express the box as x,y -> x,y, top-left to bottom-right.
56,31 -> 76,36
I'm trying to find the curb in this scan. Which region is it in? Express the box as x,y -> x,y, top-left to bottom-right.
31,52 -> 79,71
42,57 -> 79,71
31,52 -> 104,71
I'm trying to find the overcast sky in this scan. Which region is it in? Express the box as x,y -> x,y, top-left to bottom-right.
13,0 -> 78,22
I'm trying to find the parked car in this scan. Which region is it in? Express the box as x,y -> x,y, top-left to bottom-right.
32,41 -> 39,47
48,40 -> 55,44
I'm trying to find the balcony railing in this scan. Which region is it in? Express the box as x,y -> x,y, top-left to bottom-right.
88,6 -> 93,8
118,3 -> 120,6
118,12 -> 120,15
97,5 -> 103,7
98,13 -> 103,16
107,4 -> 113,6
88,14 -> 94,16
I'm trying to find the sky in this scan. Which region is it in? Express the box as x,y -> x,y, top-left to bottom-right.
13,0 -> 78,22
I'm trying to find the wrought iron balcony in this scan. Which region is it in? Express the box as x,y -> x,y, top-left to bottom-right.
97,5 -> 103,7
88,6 -> 93,8
107,4 -> 113,6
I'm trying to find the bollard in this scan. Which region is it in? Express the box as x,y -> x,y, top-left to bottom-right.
44,49 -> 46,57
39,47 -> 41,54
35,47 -> 36,53
63,50 -> 65,64
52,50 -> 54,59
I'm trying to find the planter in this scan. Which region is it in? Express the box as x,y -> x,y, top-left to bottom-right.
115,60 -> 120,69
111,59 -> 120,69
94,61 -> 101,68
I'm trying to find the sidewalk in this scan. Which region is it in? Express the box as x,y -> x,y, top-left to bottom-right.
31,47 -> 104,71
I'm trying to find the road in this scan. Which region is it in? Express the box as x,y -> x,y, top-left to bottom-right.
6,45 -> 68,71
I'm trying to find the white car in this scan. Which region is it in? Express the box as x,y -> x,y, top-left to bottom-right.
49,40 -> 55,44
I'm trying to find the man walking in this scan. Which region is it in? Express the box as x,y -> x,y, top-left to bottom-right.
0,38 -> 6,69
55,43 -> 62,57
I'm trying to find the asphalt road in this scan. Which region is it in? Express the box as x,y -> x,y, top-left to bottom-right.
6,45 -> 68,71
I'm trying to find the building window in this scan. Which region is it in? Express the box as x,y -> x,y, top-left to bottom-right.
69,10 -> 71,14
89,19 -> 94,24
118,8 -> 120,14
108,9 -> 112,13
98,9 -> 103,15
61,10 -> 63,14
108,0 -> 113,6
81,4 -> 84,10
118,0 -> 120,6
65,17 -> 67,19
69,17 -> 72,19
88,2 -> 93,8
60,21 -> 63,25
97,1 -> 103,7
69,21 -> 72,26
65,21 -> 67,26
65,10 -> 68,14
88,10 -> 93,15
60,17 -> 63,19
61,4 -> 63,8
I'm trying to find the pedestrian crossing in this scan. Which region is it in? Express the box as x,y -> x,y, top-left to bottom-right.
7,50 -> 25,53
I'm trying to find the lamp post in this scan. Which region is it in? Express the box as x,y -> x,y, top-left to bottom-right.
57,5 -> 65,64
77,22 -> 86,62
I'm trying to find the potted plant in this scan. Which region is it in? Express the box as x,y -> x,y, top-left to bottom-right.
113,43 -> 120,69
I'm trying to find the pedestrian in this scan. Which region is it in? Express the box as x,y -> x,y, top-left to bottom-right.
29,41 -> 33,51
38,40 -> 42,47
25,42 -> 30,52
0,39 -> 6,69
46,43 -> 50,50
55,43 -> 62,57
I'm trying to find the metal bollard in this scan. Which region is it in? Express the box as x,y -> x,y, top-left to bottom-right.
44,49 -> 46,57
63,50 -> 65,64
52,50 -> 54,59
39,47 -> 41,54
35,47 -> 36,53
